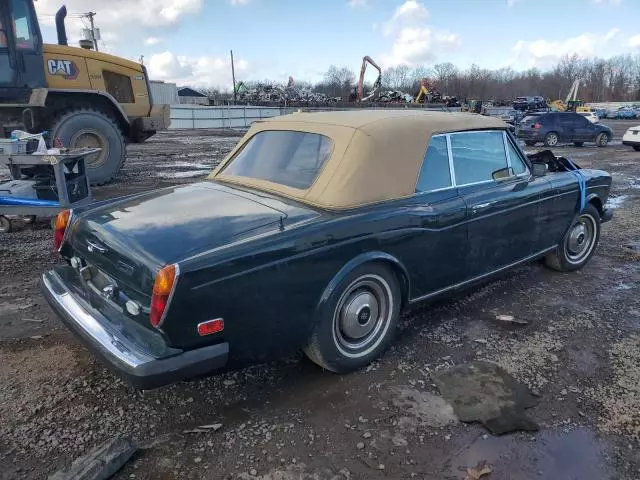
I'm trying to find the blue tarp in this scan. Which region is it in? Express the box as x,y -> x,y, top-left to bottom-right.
0,196 -> 59,207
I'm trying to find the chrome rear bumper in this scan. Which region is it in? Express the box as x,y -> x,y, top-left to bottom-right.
42,267 -> 228,389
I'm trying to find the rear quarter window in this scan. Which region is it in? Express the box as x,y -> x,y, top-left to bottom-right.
220,130 -> 333,189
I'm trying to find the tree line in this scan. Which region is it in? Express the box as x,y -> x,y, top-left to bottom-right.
200,53 -> 640,104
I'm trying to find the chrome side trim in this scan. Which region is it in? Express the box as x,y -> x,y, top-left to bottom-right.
409,245 -> 557,304
42,271 -> 155,368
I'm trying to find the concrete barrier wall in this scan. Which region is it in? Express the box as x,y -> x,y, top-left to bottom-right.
169,105 -> 297,129
168,105 -> 464,130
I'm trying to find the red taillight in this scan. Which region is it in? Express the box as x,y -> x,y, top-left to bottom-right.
150,264 -> 178,328
54,209 -> 71,250
533,122 -> 542,129
197,318 -> 224,336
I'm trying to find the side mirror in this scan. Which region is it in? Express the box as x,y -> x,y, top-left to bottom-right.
531,162 -> 547,177
492,167 -> 514,181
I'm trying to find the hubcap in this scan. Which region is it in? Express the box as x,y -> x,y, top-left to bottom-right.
565,215 -> 596,264
548,134 -> 558,146
333,275 -> 393,357
71,129 -> 109,168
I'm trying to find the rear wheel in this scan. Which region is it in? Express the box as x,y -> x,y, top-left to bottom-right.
573,141 -> 584,147
595,133 -> 609,147
524,141 -> 536,146
544,204 -> 600,272
304,264 -> 401,373
51,109 -> 126,185
544,132 -> 559,147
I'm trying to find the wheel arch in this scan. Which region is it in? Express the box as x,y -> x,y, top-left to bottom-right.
45,90 -> 130,137
317,252 -> 410,314
587,194 -> 603,216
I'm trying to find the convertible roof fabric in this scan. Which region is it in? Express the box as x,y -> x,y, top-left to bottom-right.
210,110 -> 507,209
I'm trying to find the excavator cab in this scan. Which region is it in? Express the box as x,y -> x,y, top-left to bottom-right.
0,0 -> 45,101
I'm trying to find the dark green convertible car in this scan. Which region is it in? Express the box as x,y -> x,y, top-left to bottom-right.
42,110 -> 612,389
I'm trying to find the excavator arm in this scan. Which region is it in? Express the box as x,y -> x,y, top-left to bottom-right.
357,56 -> 381,102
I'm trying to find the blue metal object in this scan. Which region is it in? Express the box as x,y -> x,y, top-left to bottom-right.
0,196 -> 59,207
564,159 -> 586,212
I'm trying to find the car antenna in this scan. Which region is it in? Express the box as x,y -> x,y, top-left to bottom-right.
279,215 -> 285,231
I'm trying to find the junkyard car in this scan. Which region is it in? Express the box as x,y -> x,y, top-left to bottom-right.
42,111 -> 613,389
622,124 -> 640,151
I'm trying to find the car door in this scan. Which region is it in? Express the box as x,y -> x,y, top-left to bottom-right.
571,114 -> 593,142
451,130 -> 549,279
407,134 -> 470,298
557,114 -> 576,142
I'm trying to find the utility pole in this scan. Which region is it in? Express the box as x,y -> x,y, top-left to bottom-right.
86,11 -> 98,52
139,54 -> 144,65
230,50 -> 237,104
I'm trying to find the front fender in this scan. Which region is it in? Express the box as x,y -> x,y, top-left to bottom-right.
316,251 -> 410,314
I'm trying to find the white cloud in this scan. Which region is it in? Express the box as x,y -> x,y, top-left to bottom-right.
144,37 -> 162,46
382,0 -> 429,36
508,30 -> 621,69
35,0 -> 202,47
347,0 -> 367,7
148,51 -> 250,89
628,34 -> 640,48
507,0 -> 521,6
379,0 -> 460,67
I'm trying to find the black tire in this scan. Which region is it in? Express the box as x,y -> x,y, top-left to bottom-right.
633,146 -> 640,152
524,141 -> 536,146
0,215 -> 11,233
544,203 -> 600,272
573,141 -> 584,147
304,263 -> 401,373
595,132 -> 609,147
544,132 -> 559,147
51,109 -> 125,185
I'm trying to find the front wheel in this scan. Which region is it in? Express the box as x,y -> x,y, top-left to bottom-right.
0,215 -> 10,233
596,133 -> 609,147
544,132 -> 559,147
304,264 -> 401,373
544,204 -> 601,272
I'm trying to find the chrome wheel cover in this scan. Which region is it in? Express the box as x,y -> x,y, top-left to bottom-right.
332,274 -> 393,358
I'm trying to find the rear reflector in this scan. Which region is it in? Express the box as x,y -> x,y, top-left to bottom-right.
198,318 -> 224,336
533,123 -> 542,129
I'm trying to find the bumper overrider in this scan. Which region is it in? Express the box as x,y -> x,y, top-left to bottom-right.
41,267 -> 228,389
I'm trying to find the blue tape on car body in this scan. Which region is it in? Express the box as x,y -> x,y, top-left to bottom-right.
564,158 -> 586,213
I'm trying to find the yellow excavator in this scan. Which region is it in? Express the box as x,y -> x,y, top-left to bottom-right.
0,1 -> 170,184
550,79 -> 590,113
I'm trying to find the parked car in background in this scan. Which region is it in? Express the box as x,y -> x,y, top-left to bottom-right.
579,111 -> 600,123
42,110 -> 613,389
517,111 -> 613,147
616,108 -> 638,120
513,96 -> 547,111
622,124 -> 640,151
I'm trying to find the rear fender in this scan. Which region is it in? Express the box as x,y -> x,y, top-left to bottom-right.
316,251 -> 410,315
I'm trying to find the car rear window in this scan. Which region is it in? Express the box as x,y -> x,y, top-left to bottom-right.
221,130 -> 333,189
416,135 -> 451,192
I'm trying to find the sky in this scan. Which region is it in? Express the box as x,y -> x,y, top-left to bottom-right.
33,0 -> 640,90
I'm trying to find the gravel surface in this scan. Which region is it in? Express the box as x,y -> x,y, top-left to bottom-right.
1,122 -> 640,479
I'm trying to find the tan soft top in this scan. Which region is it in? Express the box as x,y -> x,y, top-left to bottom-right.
209,110 -> 507,209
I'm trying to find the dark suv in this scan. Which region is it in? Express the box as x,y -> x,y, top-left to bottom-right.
513,96 -> 546,111
516,112 -> 612,147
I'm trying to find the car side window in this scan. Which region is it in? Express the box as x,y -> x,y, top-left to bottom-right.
558,115 -> 574,126
574,115 -> 589,127
450,131 -> 508,185
416,135 -> 451,192
506,138 -> 527,175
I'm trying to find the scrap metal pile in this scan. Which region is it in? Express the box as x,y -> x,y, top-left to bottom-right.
235,79 -> 340,104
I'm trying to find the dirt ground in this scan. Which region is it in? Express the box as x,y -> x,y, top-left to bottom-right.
1,121 -> 640,480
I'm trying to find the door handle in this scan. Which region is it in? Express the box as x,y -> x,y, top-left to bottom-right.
472,202 -> 493,213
